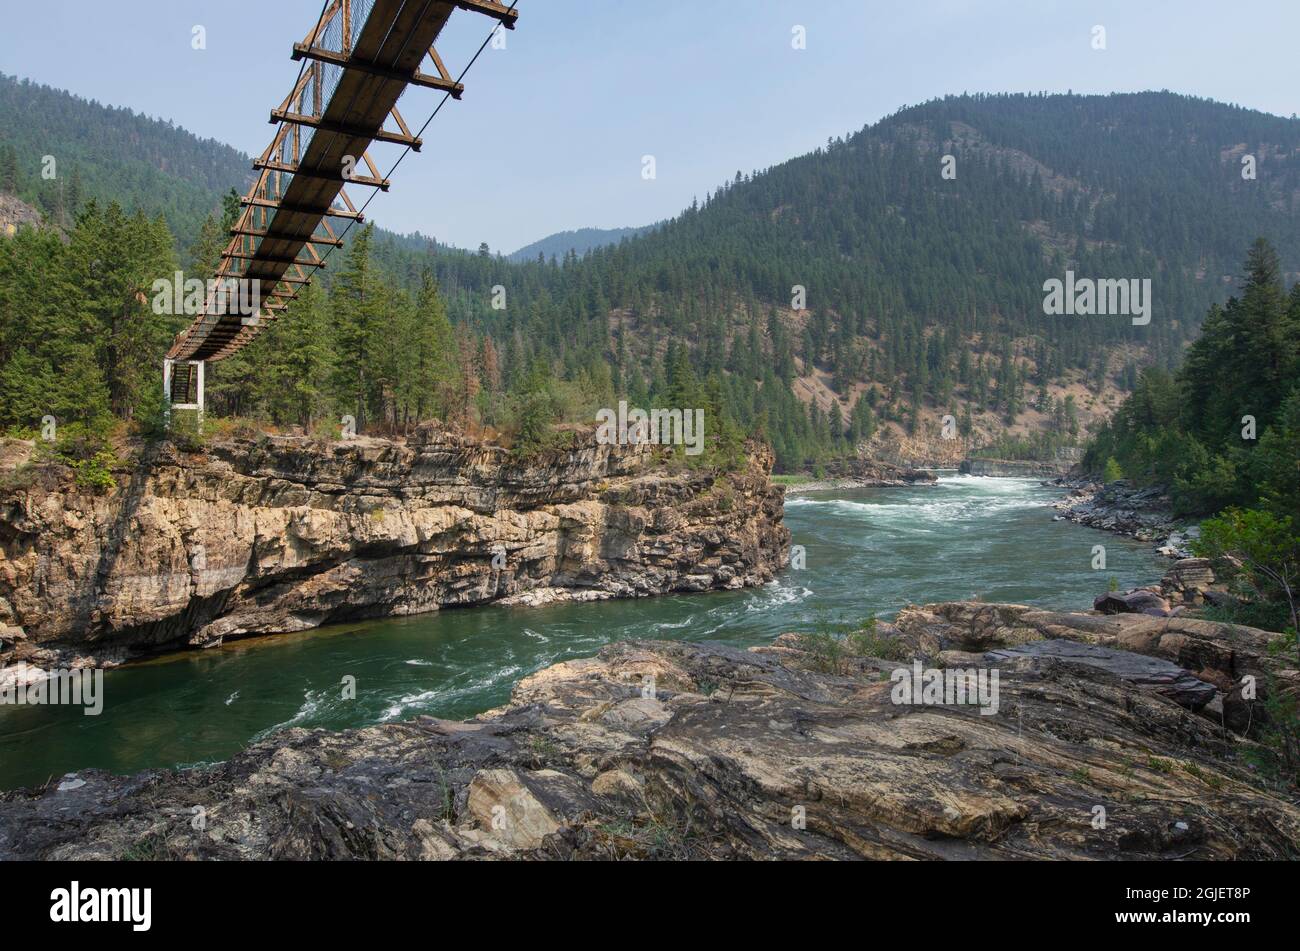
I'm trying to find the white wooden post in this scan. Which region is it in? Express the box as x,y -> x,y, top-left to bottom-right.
163,358 -> 204,432
163,359 -> 174,427
195,360 -> 205,431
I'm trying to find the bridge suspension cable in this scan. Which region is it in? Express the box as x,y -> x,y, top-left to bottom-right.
165,0 -> 519,369
271,0 -> 519,320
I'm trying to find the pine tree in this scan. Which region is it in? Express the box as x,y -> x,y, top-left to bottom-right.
1226,239 -> 1291,429
0,146 -> 18,194
331,224 -> 380,429
256,282 -> 333,428
456,326 -> 482,425
406,269 -> 458,423
480,337 -> 501,394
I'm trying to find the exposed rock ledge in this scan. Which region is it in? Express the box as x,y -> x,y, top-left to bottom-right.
784,458 -> 937,493
0,431 -> 788,670
2,605 -> 1296,860
1050,479 -> 1192,553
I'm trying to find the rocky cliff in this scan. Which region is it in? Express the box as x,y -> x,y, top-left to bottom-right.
3,607 -> 1296,860
0,430 -> 789,670
0,194 -> 43,239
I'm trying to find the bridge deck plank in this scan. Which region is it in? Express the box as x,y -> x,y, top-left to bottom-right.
170,1 -> 462,362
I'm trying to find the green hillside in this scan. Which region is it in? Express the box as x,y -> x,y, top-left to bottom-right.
0,72 -> 253,247
3,84 -> 1299,472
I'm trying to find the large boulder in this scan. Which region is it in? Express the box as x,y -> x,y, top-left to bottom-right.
1093,589 -> 1173,617
985,639 -> 1217,710
1159,558 -> 1217,606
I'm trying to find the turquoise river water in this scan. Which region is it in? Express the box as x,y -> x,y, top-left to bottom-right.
0,474 -> 1162,790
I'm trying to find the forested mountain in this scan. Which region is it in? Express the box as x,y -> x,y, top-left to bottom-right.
1085,238 -> 1300,517
363,92 -> 1300,467
507,225 -> 657,263
3,83 -> 1298,472
0,73 -> 252,247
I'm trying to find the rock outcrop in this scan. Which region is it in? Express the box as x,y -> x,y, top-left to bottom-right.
985,639 -> 1218,710
786,457 -> 937,493
892,599 -> 1299,736
0,194 -> 43,239
0,431 -> 789,670
2,634 -> 1296,861
1092,559 -> 1224,618
1158,557 -> 1218,605
824,457 -> 937,486
1050,479 -> 1188,548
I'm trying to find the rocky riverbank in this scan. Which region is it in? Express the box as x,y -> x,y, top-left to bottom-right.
783,457 -> 937,494
0,430 -> 789,673
1049,479 -> 1198,556
2,584 -> 1296,860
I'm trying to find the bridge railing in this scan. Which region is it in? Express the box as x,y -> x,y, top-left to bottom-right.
165,0 -> 519,371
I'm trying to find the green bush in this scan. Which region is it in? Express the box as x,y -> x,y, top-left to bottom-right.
34,420 -> 119,494
1194,508 -> 1299,649
166,410 -> 206,453
847,616 -> 911,661
69,451 -> 117,492
804,614 -> 909,673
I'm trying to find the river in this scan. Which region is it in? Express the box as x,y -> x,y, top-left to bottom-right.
0,474 -> 1162,791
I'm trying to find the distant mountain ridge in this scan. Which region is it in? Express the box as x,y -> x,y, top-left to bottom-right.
507,225 -> 657,262
0,73 -> 653,267
374,90 -> 1300,468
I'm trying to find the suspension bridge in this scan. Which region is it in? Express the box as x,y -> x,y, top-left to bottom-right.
164,0 -> 518,416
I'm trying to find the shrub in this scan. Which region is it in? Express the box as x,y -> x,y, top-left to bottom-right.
70,451 -> 117,492
167,410 -> 206,453
804,614 -> 909,673
33,420 -> 119,494
1194,508 -> 1299,653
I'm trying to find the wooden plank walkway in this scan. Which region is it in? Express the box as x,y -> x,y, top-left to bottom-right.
167,0 -> 517,363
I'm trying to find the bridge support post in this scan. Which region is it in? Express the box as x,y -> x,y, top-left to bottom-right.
163,359 -> 205,432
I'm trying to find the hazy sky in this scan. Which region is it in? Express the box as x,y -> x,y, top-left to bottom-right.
2,0 -> 1297,253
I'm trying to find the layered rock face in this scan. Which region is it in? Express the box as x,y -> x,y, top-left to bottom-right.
2,633 -> 1296,860
1091,557 -> 1220,617
891,600 -> 1299,735
816,457 -> 937,487
0,431 -> 789,669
